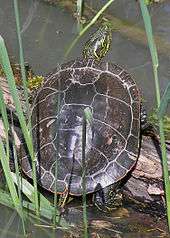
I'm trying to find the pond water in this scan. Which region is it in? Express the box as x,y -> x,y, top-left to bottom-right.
0,0 -> 170,237
0,198 -> 169,237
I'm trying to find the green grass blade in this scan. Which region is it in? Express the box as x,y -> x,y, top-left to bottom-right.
11,174 -> 68,227
139,0 -> 170,230
0,189 -> 68,227
13,0 -> 30,120
82,111 -> 88,238
0,140 -> 20,211
77,0 -> 83,19
84,107 -> 93,125
139,1 -> 158,66
139,0 -> 160,106
12,173 -> 68,226
12,143 -> 26,235
0,35 -> 39,216
0,36 -> 32,157
11,173 -> 51,208
0,86 -> 10,159
13,0 -> 39,218
9,113 -> 26,235
158,82 -> 170,118
65,0 -> 116,58
76,0 -> 84,32
53,89 -> 61,226
0,89 -> 9,133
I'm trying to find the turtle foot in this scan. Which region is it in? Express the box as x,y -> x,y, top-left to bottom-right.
93,185 -> 123,212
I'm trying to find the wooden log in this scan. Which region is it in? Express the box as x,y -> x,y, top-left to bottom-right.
123,135 -> 170,214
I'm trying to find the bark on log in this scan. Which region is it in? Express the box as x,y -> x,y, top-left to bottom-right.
123,135 -> 170,215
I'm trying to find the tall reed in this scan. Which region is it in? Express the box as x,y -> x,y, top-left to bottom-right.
0,39 -> 22,217
53,81 -> 61,226
0,35 -> 39,216
76,0 -> 84,32
0,140 -> 19,212
82,110 -> 88,238
13,0 -> 39,216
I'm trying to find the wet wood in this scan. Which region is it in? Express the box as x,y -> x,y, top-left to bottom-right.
123,136 -> 170,214
43,0 -> 170,58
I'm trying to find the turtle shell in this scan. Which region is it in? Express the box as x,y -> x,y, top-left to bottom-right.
20,58 -> 141,196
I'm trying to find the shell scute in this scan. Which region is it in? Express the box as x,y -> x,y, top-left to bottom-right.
119,70 -> 136,88
126,135 -> 139,156
40,172 -> 54,191
32,118 -> 57,148
105,161 -> 127,181
35,143 -> 57,172
94,73 -> 131,104
85,147 -> 108,176
65,83 -> 96,105
45,70 -> 73,92
116,151 -> 136,170
93,171 -> 115,189
92,94 -> 132,138
91,120 -> 125,161
107,62 -> 123,75
31,91 -> 64,124
129,85 -> 140,102
65,175 -> 82,195
50,180 -> 67,194
73,68 -> 99,84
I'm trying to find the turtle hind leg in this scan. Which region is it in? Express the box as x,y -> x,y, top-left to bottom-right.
140,106 -> 158,140
58,191 -> 69,208
93,184 -> 122,212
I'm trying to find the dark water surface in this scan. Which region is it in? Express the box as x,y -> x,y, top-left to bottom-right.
0,202 -> 169,238
0,0 -> 170,237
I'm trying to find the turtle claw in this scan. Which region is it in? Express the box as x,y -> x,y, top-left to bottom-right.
58,191 -> 69,208
142,122 -> 158,139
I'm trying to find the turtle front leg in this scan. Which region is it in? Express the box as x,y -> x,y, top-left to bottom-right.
93,184 -> 122,212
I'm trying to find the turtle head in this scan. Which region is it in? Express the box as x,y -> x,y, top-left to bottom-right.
83,24 -> 112,61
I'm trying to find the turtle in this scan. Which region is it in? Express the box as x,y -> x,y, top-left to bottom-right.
19,24 -> 151,210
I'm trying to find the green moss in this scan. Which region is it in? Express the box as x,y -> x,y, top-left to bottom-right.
27,75 -> 44,90
145,0 -> 164,4
0,62 -> 44,91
